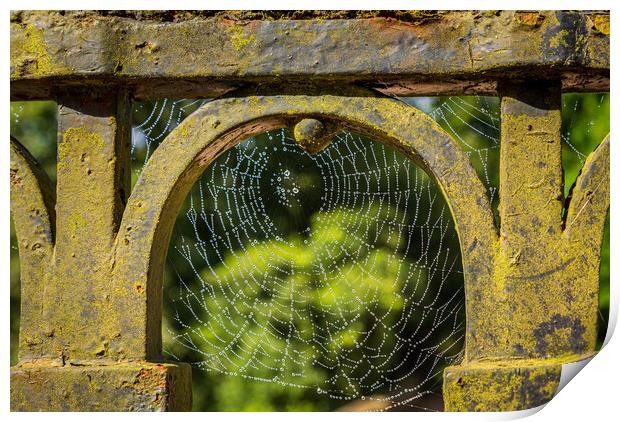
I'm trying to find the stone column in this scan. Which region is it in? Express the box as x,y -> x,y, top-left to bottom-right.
443,81 -> 607,411
10,89 -> 192,411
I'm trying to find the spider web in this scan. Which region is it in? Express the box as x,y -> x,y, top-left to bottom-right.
128,93 -> 608,411
170,129 -> 464,406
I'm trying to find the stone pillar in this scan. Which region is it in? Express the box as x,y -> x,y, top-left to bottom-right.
10,89 -> 191,411
443,81 -> 607,411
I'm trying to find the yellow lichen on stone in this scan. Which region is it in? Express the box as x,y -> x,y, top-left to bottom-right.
549,29 -> 569,48
514,11 -> 545,28
443,360 -> 563,411
15,24 -> 53,77
592,14 -> 610,36
66,209 -> 88,238
228,25 -> 256,51
58,128 -> 106,172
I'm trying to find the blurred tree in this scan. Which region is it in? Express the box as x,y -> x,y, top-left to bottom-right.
165,202 -> 462,410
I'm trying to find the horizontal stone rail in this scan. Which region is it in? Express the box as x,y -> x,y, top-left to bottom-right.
10,10 -> 609,100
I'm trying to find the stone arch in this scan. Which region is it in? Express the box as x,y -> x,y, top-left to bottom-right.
113,93 -> 498,359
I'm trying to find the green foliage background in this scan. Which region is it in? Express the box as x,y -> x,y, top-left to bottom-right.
9,94 -> 609,411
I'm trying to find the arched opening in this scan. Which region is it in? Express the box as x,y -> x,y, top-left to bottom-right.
117,92 -> 497,410
162,128 -> 465,411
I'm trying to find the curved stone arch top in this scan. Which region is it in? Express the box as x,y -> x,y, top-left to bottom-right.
112,93 -> 499,360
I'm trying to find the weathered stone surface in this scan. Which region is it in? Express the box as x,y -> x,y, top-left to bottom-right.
10,137 -> 55,362
293,118 -> 338,154
10,89 -> 193,411
441,84 -> 608,411
459,84 -> 609,363
443,360 -> 564,411
10,362 -> 192,411
10,10 -> 609,100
